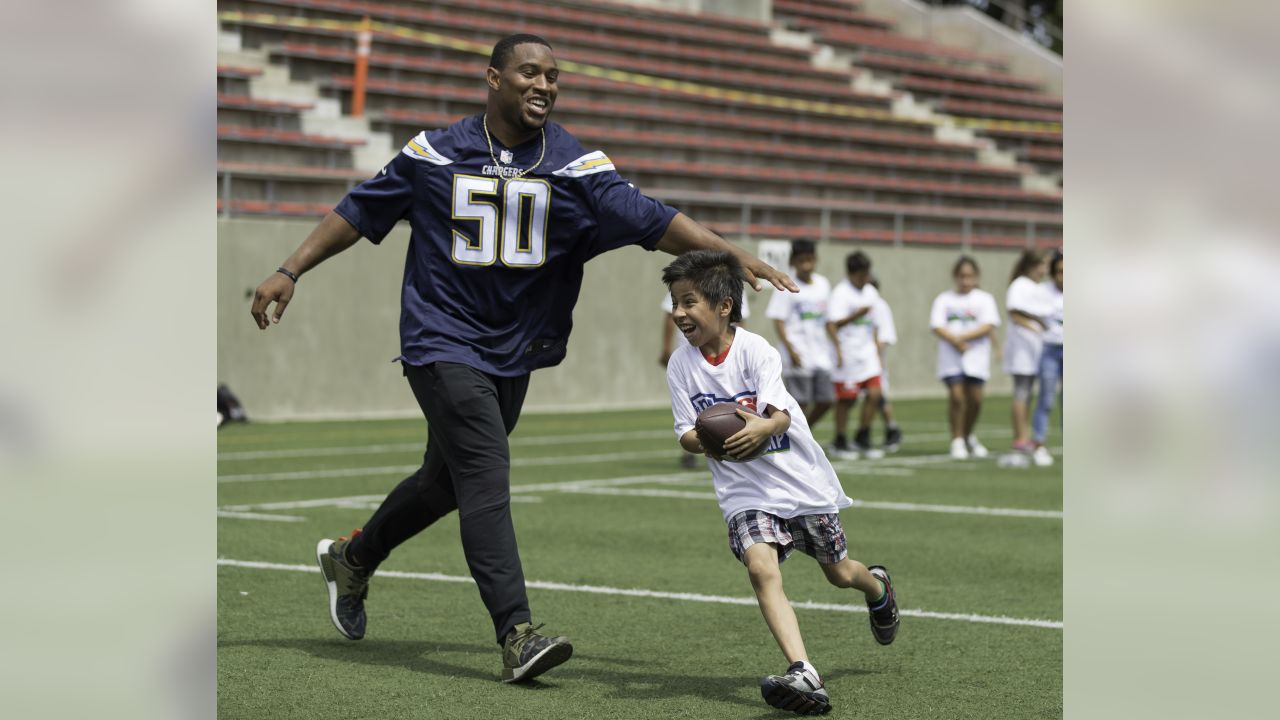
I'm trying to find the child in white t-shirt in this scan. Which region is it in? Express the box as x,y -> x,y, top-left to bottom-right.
867,276 -> 903,453
1003,249 -> 1052,455
661,293 -> 750,469
663,250 -> 899,716
765,239 -> 835,430
825,251 -> 883,459
929,256 -> 1001,459
1031,252 -> 1063,466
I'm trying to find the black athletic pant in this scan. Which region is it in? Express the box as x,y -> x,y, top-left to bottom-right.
346,361 -> 531,645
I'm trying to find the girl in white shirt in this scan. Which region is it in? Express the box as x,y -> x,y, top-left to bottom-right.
1003,249 -> 1052,455
929,256 -> 1001,459
1031,251 -> 1063,466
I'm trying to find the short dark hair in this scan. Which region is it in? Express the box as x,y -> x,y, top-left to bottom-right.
953,255 -> 979,277
489,33 -> 553,70
790,239 -> 816,259
662,251 -> 746,324
845,251 -> 871,274
1049,249 -> 1063,276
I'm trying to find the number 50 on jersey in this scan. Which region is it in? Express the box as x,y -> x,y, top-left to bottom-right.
451,175 -> 550,268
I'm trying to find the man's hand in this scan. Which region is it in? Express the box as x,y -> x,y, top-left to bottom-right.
742,255 -> 799,294
723,409 -> 778,459
250,272 -> 296,329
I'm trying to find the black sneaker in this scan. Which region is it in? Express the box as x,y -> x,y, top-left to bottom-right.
884,426 -> 902,453
501,623 -> 573,683
853,428 -> 872,453
867,565 -> 899,645
760,662 -> 832,715
315,531 -> 371,640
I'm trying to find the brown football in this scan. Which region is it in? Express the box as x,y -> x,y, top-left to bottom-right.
695,402 -> 766,461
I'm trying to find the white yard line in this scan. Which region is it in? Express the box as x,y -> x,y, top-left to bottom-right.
218,450 -> 683,483
218,430 -> 675,461
216,558 -> 1062,630
216,511 -> 306,523
557,487 -> 1061,519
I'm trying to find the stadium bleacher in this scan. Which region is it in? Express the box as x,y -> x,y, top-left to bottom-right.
216,0 -> 1062,247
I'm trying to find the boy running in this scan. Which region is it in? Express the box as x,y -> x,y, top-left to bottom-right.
663,250 -> 899,716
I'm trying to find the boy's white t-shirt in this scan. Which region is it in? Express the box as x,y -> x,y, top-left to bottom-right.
764,273 -> 835,373
929,288 -> 1000,380
1042,282 -> 1063,346
1003,276 -> 1052,376
666,328 -> 852,522
870,297 -> 897,346
661,292 -> 752,319
826,279 -> 882,384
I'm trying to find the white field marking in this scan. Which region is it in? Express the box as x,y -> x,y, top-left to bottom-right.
217,450 -> 682,483
217,475 -> 691,514
215,510 -> 307,523
216,558 -> 1062,630
556,487 -> 1062,519
217,430 -> 675,461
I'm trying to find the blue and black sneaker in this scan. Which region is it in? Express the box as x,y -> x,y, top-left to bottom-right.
867,565 -> 899,645
761,662 -> 832,715
315,530 -> 371,640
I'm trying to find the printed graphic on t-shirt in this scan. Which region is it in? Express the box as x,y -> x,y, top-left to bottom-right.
688,391 -> 792,455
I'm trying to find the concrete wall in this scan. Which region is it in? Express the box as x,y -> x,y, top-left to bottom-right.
219,217 -> 1024,420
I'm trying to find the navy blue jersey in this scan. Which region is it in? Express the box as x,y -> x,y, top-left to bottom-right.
334,115 -> 677,376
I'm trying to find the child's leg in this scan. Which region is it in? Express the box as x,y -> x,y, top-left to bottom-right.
809,401 -> 832,428
858,385 -> 882,434
743,543 -> 809,664
1010,375 -> 1035,447
833,397 -> 851,444
947,382 -> 966,439
820,557 -> 885,600
962,382 -> 984,438
1032,348 -> 1061,445
879,393 -> 897,426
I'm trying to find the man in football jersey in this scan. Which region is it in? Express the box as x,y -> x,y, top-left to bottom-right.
765,240 -> 835,430
248,34 -> 796,683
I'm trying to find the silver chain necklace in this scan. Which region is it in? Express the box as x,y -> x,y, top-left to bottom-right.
482,113 -> 546,179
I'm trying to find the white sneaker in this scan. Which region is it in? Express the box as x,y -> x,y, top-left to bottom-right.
967,434 -> 989,458
949,437 -> 970,459
1032,445 -> 1054,466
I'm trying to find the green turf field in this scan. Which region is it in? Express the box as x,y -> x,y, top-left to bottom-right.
218,398 -> 1062,719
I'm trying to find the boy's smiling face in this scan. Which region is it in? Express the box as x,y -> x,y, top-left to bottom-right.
670,279 -> 732,352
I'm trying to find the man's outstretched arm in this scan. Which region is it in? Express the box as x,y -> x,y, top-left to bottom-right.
249,212 -> 363,329
655,213 -> 798,293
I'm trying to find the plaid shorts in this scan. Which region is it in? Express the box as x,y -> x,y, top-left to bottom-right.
726,509 -> 848,565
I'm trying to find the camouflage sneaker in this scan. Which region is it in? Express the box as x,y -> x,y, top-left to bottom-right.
501,622 -> 573,683
760,662 -> 832,715
315,530 -> 371,640
867,565 -> 899,646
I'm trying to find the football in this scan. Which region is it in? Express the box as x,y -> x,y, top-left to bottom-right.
695,402 -> 766,461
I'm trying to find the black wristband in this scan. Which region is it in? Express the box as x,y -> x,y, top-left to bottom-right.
276,267 -> 299,283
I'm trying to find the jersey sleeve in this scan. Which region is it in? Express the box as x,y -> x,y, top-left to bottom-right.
333,148 -> 417,245
666,357 -> 697,438
583,170 -> 678,258
929,294 -> 947,329
764,287 -> 793,322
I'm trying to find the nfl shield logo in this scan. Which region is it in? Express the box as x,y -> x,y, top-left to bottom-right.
500,149 -> 513,164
